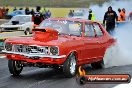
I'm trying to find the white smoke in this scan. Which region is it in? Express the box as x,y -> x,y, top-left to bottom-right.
88,0 -> 132,68
104,22 -> 132,68
89,0 -> 132,21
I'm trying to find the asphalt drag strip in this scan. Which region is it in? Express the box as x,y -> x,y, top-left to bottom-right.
0,56 -> 132,88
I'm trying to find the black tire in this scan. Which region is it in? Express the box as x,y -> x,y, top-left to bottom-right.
8,60 -> 23,76
63,53 -> 77,78
24,28 -> 30,35
91,59 -> 104,69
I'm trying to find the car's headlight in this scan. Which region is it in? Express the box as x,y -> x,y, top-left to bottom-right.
50,46 -> 59,55
4,42 -> 13,51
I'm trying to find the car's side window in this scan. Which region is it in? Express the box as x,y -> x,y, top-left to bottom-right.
69,22 -> 82,36
84,23 -> 95,37
93,23 -> 103,37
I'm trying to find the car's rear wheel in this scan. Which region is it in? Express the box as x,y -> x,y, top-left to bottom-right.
91,59 -> 104,69
8,60 -> 23,76
63,53 -> 77,78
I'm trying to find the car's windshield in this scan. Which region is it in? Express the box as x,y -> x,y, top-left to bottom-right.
39,20 -> 82,36
9,16 -> 31,23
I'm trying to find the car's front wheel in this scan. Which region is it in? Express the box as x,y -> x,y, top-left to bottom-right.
63,53 -> 77,78
8,60 -> 23,76
91,59 -> 104,69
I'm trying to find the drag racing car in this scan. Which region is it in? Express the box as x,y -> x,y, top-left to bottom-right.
0,15 -> 33,35
2,18 -> 115,78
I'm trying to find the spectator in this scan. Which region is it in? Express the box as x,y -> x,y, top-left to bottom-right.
118,8 -> 125,21
42,7 -> 46,15
19,8 -> 23,10
33,6 -> 44,25
103,6 -> 118,35
45,10 -> 51,18
68,10 -> 74,17
122,8 -> 126,13
1,7 -> 6,18
118,8 -> 124,21
0,8 -> 2,19
42,7 -> 47,19
5,7 -> 9,15
73,10 -> 74,13
30,9 -> 35,16
13,7 -> 17,11
122,8 -> 126,21
25,7 -> 30,15
88,9 -> 95,21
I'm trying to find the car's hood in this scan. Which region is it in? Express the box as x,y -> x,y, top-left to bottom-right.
5,28 -> 74,46
5,35 -> 73,46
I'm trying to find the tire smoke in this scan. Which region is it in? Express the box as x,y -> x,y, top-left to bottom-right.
104,22 -> 132,68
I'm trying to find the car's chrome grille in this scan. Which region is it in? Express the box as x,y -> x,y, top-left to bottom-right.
12,44 -> 49,54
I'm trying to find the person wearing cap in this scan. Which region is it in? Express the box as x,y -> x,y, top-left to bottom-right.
103,6 -> 118,35
88,9 -> 95,21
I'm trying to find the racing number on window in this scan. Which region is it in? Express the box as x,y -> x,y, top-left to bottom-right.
84,24 -> 95,37
93,23 -> 103,37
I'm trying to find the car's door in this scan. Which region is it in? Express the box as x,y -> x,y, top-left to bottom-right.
82,22 -> 98,61
92,22 -> 108,58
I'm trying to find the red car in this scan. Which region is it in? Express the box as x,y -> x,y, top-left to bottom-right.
2,18 -> 115,77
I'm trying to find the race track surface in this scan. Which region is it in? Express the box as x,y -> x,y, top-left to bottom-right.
0,57 -> 132,88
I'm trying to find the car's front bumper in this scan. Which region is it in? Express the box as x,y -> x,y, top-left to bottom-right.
2,50 -> 66,58
2,50 -> 67,64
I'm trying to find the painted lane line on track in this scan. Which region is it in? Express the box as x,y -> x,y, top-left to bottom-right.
113,79 -> 132,88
